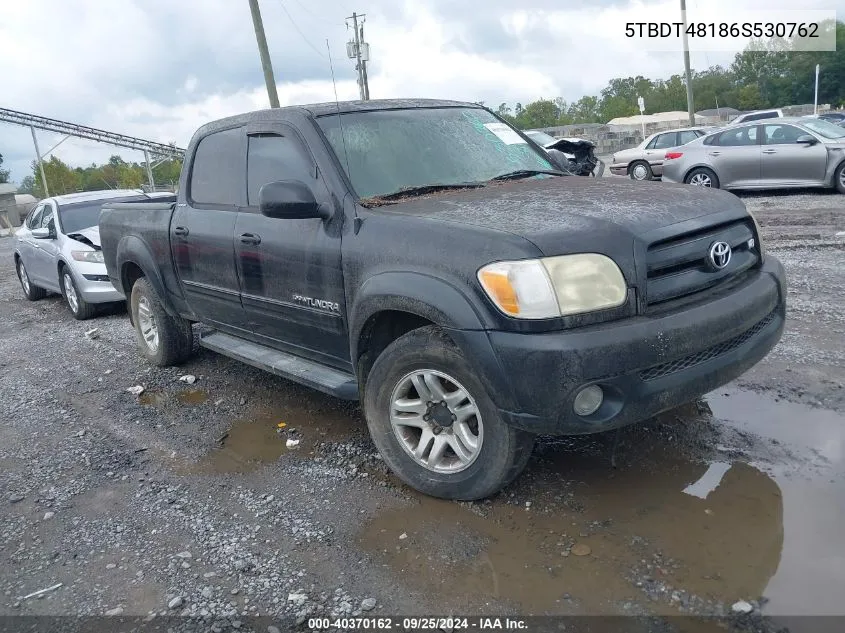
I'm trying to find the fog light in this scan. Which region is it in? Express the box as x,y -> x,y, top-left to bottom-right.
573,385 -> 604,416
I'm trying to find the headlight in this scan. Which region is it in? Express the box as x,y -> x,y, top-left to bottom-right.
478,254 -> 628,319
746,210 -> 765,261
71,250 -> 104,263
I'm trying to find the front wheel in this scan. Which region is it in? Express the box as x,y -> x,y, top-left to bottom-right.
61,267 -> 97,320
363,326 -> 534,500
129,277 -> 193,366
686,167 -> 720,189
834,161 -> 845,194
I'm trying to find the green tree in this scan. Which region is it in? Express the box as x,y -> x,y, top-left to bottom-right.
0,153 -> 9,184
33,156 -> 80,197
514,99 -> 560,129
18,175 -> 36,195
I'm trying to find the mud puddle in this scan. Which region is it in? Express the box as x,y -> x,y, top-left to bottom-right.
190,395 -> 363,474
360,392 -> 845,619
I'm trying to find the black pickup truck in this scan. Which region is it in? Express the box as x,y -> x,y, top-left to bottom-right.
99,99 -> 786,500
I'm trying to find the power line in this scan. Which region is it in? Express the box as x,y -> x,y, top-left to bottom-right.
279,0 -> 326,58
289,0 -> 344,27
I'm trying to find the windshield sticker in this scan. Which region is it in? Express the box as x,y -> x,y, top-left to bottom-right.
484,122 -> 526,145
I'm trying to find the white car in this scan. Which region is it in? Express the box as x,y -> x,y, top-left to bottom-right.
728,109 -> 784,125
14,189 -> 176,319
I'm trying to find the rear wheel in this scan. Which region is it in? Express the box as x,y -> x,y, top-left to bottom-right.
834,161 -> 845,194
129,277 -> 193,366
16,257 -> 47,301
363,326 -> 534,500
629,161 -> 653,181
61,267 -> 97,320
686,167 -> 720,189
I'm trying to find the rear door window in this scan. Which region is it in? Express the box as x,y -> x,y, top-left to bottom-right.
188,127 -> 245,207
716,126 -> 759,146
652,133 -> 678,149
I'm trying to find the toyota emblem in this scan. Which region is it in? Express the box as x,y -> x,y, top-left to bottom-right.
708,241 -> 732,269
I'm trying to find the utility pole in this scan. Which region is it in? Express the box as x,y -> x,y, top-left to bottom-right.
143,149 -> 155,192
359,20 -> 370,100
814,64 -> 820,114
347,12 -> 370,100
248,0 -> 280,108
680,0 -> 696,126
30,126 -> 49,197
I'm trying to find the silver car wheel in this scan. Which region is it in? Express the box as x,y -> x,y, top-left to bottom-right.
839,167 -> 845,189
689,172 -> 713,187
63,272 -> 79,314
389,369 -> 483,474
18,260 -> 31,294
631,164 -> 649,180
136,295 -> 160,353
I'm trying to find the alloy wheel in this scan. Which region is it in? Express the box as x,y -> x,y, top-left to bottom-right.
389,369 -> 483,474
18,261 -> 30,294
689,172 -> 712,187
136,295 -> 159,353
63,273 -> 79,314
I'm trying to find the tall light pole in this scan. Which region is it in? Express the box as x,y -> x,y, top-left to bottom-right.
680,0 -> 696,126
814,64 -> 820,114
248,0 -> 280,108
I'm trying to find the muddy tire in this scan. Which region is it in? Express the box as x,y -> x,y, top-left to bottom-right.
60,266 -> 97,320
834,161 -> 845,194
129,277 -> 193,366
628,161 -> 653,181
685,167 -> 720,189
16,257 -> 47,301
363,326 -> 535,500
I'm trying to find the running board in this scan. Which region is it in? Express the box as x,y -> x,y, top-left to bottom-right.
199,330 -> 358,400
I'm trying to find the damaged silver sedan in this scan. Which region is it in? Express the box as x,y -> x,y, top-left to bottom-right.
13,189 -> 176,319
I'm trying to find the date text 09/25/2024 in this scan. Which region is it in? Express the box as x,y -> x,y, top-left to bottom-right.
308,616 -> 528,630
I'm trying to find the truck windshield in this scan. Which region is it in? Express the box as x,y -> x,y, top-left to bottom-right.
316,107 -> 554,199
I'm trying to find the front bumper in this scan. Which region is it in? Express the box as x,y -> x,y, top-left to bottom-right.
71,262 -> 124,303
481,257 -> 786,435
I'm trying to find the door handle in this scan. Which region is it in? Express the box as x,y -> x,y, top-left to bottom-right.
707,151 -> 721,156
173,226 -> 189,238
762,149 -> 777,154
240,233 -> 261,245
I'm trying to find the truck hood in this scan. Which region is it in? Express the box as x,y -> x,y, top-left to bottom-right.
380,176 -> 749,255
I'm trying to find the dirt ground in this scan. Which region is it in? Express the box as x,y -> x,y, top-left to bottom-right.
0,187 -> 842,633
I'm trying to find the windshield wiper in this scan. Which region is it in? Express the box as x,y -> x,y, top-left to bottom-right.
490,169 -> 565,181
370,182 -> 486,201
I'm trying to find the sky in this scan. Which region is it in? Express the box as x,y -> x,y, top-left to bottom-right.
0,0 -> 841,183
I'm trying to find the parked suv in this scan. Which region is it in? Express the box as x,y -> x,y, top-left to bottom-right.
99,99 -> 786,500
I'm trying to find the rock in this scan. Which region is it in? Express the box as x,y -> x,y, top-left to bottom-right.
168,596 -> 184,609
104,606 -> 123,616
239,397 -> 247,406
126,385 -> 145,396
288,593 -> 308,607
175,551 -> 192,559
84,328 -> 100,340
230,588 -> 240,595
106,563 -> 116,570
233,559 -> 251,572
571,543 -> 591,557
398,533 -> 407,540
361,598 -> 376,611
731,600 -> 754,614
43,511 -> 55,520
76,429 -> 86,437
286,438 -> 300,449
201,587 -> 213,599
268,626 -> 281,633
178,375 -> 197,384
203,572 -> 217,579
8,494 -> 25,504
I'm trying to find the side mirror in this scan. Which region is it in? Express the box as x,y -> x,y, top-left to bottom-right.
796,134 -> 819,145
258,180 -> 329,220
31,227 -> 52,239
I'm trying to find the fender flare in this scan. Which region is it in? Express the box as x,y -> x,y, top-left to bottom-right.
115,235 -> 176,317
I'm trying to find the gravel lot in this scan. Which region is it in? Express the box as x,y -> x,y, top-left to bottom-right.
0,187 -> 842,633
